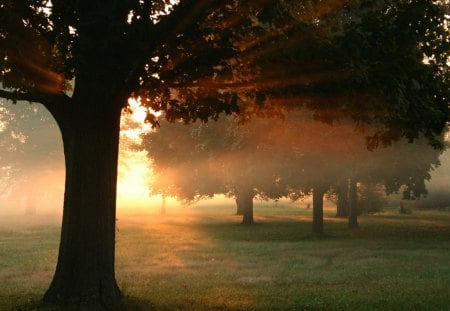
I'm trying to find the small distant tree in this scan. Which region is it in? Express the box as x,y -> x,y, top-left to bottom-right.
273,109 -> 446,232
335,180 -> 349,217
0,101 -> 64,212
144,115 -> 288,225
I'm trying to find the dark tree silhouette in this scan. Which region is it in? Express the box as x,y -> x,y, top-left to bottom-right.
0,0 -> 449,308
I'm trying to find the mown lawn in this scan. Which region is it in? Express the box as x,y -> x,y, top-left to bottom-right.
0,204 -> 449,310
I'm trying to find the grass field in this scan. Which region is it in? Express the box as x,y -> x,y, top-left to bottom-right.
0,203 -> 449,310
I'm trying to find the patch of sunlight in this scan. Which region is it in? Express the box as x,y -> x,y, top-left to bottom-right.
117,149 -> 153,207
118,97 -> 164,211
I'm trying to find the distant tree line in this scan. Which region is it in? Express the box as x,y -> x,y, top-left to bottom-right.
143,110 -> 445,235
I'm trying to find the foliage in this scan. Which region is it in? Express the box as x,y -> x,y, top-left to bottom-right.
235,0 -> 450,148
357,183 -> 386,214
361,136 -> 445,199
143,115 -> 284,203
145,109 -> 445,212
333,0 -> 450,148
0,0 -> 448,134
0,100 -> 63,196
0,0 -> 449,306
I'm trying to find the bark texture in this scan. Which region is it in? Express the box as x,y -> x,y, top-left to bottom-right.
43,85 -> 124,308
336,180 -> 349,217
236,188 -> 254,225
348,178 -> 358,228
312,186 -> 326,236
235,197 -> 244,215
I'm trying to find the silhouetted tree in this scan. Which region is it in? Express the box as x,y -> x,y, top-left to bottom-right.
273,111 -> 445,233
1,0 -> 449,308
335,180 -> 349,217
144,116 -> 286,225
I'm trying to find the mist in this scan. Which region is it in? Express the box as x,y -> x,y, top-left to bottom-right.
0,101 -> 64,215
143,110 -> 450,213
1,100 -> 450,217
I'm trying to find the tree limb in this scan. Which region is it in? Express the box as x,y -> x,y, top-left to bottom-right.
153,0 -> 222,46
124,0 -> 227,94
0,88 -> 72,130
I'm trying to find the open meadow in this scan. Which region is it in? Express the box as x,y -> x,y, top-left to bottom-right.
0,203 -> 449,310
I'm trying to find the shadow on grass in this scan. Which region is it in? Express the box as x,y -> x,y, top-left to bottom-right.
15,296 -> 159,311
189,214 -> 450,244
189,220 -> 345,243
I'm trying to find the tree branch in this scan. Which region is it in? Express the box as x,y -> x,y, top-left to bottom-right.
0,88 -> 72,130
0,88 -> 61,103
124,0 -> 226,94
153,0 -> 222,46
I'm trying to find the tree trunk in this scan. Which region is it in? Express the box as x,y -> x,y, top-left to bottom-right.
348,178 -> 358,228
235,196 -> 244,215
43,90 -> 123,308
236,188 -> 254,225
336,180 -> 349,217
312,186 -> 326,236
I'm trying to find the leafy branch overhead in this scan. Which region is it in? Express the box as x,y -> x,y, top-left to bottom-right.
1,1 -> 449,143
0,0 -> 449,307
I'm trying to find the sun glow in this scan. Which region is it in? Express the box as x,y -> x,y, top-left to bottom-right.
117,97 -> 159,210
117,150 -> 152,201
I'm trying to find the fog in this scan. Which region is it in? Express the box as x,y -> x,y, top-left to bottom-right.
1,100 -> 449,216
143,111 -> 448,213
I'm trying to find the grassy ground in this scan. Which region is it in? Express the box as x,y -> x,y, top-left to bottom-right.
0,204 -> 449,310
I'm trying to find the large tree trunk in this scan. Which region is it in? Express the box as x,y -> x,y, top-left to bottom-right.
43,88 -> 124,308
336,180 -> 349,217
235,196 -> 244,215
312,186 -> 326,236
348,178 -> 358,228
236,188 -> 254,225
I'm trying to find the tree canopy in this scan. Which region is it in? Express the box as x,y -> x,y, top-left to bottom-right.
1,0 -> 449,135
0,0 -> 449,308
144,109 -> 446,230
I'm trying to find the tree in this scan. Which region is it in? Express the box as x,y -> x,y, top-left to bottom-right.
0,100 -> 64,212
277,113 -> 364,235
345,134 -> 446,227
147,109 -> 444,236
0,1 -> 247,307
411,147 -> 450,209
335,180 -> 349,217
144,115 -> 286,225
270,110 -> 445,234
144,118 -> 226,204
1,0 -> 449,308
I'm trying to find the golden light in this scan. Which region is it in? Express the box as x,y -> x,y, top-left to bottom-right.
117,97 -> 161,210
117,150 -> 152,201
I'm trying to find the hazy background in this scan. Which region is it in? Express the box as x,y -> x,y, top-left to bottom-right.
1,100 -> 449,216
